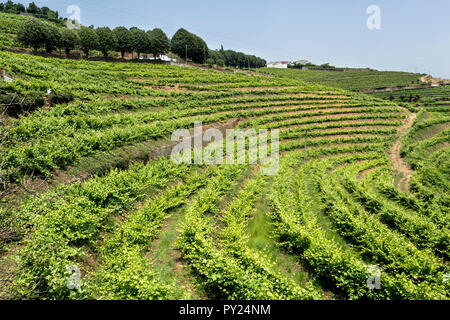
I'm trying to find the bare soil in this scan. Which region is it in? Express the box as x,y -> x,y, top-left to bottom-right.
389,110 -> 416,192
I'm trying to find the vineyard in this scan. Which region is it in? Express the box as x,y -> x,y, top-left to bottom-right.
371,85 -> 450,113
259,67 -> 424,92
0,43 -> 449,300
0,12 -> 27,47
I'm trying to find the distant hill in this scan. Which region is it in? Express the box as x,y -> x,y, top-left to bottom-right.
259,67 -> 425,92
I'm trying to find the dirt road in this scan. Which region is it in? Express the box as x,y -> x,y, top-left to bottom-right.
390,109 -> 416,192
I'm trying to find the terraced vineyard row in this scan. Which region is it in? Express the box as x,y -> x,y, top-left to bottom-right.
258,67 -> 423,92
0,49 -> 448,300
371,85 -> 450,113
0,12 -> 27,47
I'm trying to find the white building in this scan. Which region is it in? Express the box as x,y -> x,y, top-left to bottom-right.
140,54 -> 177,62
267,61 -> 290,68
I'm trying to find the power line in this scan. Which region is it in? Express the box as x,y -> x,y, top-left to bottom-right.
56,0 -> 311,61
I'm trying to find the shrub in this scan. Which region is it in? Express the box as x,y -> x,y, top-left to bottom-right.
16,18 -> 47,51
49,90 -> 74,105
1,91 -> 45,116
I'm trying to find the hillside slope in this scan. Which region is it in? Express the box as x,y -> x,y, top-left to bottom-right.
259,67 -> 424,91
0,50 -> 448,300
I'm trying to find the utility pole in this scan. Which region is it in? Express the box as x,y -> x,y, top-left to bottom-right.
203,46 -> 206,65
304,130 -> 308,163
185,45 -> 188,65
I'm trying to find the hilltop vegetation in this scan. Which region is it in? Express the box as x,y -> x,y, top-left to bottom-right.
0,0 -> 63,23
0,10 -> 266,69
0,11 -> 27,47
259,67 -> 424,91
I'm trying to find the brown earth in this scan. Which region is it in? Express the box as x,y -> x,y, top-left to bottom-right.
420,75 -> 450,85
389,110 -> 416,192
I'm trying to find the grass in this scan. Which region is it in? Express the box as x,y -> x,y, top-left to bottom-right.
149,205 -> 207,300
409,123 -> 449,143
0,244 -> 20,299
302,170 -> 356,254
65,135 -> 174,178
247,175 -> 315,288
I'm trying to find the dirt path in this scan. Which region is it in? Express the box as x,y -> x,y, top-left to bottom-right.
389,109 -> 416,192
420,75 -> 450,85
147,205 -> 208,300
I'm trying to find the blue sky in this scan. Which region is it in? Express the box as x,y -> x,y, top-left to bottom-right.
17,0 -> 450,78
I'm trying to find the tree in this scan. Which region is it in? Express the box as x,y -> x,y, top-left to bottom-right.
216,58 -> 225,67
4,1 -> 15,13
113,26 -> 133,59
41,6 -> 50,16
96,27 -> 117,57
59,28 -> 80,56
16,3 -> 25,12
171,28 -> 194,62
191,34 -> 208,64
26,2 -> 40,15
43,22 -> 61,53
78,27 -> 99,57
171,28 -> 208,64
17,18 -> 47,51
148,28 -> 170,58
130,27 -> 148,59
46,9 -> 58,21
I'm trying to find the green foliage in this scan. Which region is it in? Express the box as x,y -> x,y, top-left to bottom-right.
0,12 -> 29,47
209,49 -> 266,69
78,27 -> 99,57
59,28 -> 79,56
0,91 -> 44,116
1,47 -> 448,301
95,27 -> 117,58
260,68 -> 423,91
16,17 -> 61,53
147,28 -> 170,58
371,85 -> 450,112
129,27 -> 148,59
113,26 -> 133,59
269,153 -> 448,299
48,90 -> 74,105
43,22 -> 60,53
0,1 -> 62,23
171,28 -> 208,64
14,158 -> 191,299
16,17 -> 47,51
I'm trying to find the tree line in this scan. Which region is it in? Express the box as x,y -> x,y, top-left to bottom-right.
0,1 -> 63,23
208,47 -> 266,69
17,18 -> 171,59
13,7 -> 266,68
